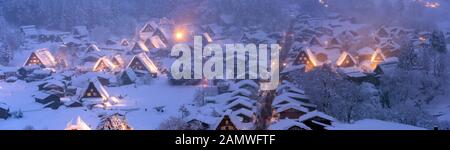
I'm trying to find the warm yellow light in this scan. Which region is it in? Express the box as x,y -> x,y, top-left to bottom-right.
175,32 -> 184,40
419,36 -> 426,42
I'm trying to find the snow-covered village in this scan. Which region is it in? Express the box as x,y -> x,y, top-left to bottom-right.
0,0 -> 449,131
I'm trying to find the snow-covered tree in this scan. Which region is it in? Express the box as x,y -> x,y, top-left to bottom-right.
158,117 -> 188,130
96,113 -> 133,130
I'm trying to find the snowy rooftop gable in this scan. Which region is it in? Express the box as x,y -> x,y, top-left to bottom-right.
294,48 -> 319,66
92,57 -> 117,72
140,22 -> 157,33
298,110 -> 335,123
24,48 -> 57,68
126,53 -> 159,75
213,110 -> 253,130
229,88 -> 253,97
120,39 -> 130,47
85,44 -> 101,53
269,119 -> 311,130
130,42 -> 150,53
80,78 -> 110,101
371,48 -> 386,63
336,51 -> 357,67
224,98 -> 255,111
64,116 -> 92,130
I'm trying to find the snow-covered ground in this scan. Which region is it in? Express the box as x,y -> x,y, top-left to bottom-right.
425,78 -> 450,122
331,119 -> 426,130
0,77 -> 198,130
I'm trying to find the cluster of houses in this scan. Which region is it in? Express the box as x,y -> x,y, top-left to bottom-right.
184,80 -> 335,130
276,14 -> 424,85
269,82 -> 334,130
14,20 -> 183,111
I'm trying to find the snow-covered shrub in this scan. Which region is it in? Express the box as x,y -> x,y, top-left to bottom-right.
158,117 -> 188,130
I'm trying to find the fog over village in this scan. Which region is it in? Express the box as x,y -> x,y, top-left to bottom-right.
0,0 -> 449,130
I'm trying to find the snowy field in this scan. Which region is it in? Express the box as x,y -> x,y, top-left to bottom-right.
331,119 -> 426,130
0,76 -> 198,130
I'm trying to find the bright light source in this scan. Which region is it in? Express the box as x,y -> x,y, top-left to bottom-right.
175,32 -> 184,40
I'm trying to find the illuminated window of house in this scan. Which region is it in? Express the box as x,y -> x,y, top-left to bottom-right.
86,88 -> 97,97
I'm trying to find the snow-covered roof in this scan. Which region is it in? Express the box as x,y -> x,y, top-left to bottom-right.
272,94 -> 316,110
336,51 -> 357,67
0,102 -> 9,110
130,42 -> 150,53
298,110 -> 335,122
32,91 -> 54,100
276,82 -> 305,95
127,53 -> 159,74
153,27 -> 171,41
92,57 -> 117,72
150,36 -> 167,49
120,39 -> 130,46
269,119 -> 311,130
43,80 -> 64,89
229,80 -> 259,91
85,44 -> 101,53
309,36 -> 322,46
65,116 -> 91,130
229,88 -> 253,97
112,54 -> 125,67
184,113 -> 218,126
371,48 -> 386,62
295,48 -> 319,66
80,78 -> 110,100
24,48 -> 57,68
121,68 -> 137,82
338,67 -> 366,78
140,22 -> 157,33
357,47 -> 374,55
213,110 -> 253,130
231,108 -> 255,118
209,94 -> 251,105
224,98 -> 255,111
275,104 -> 309,113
